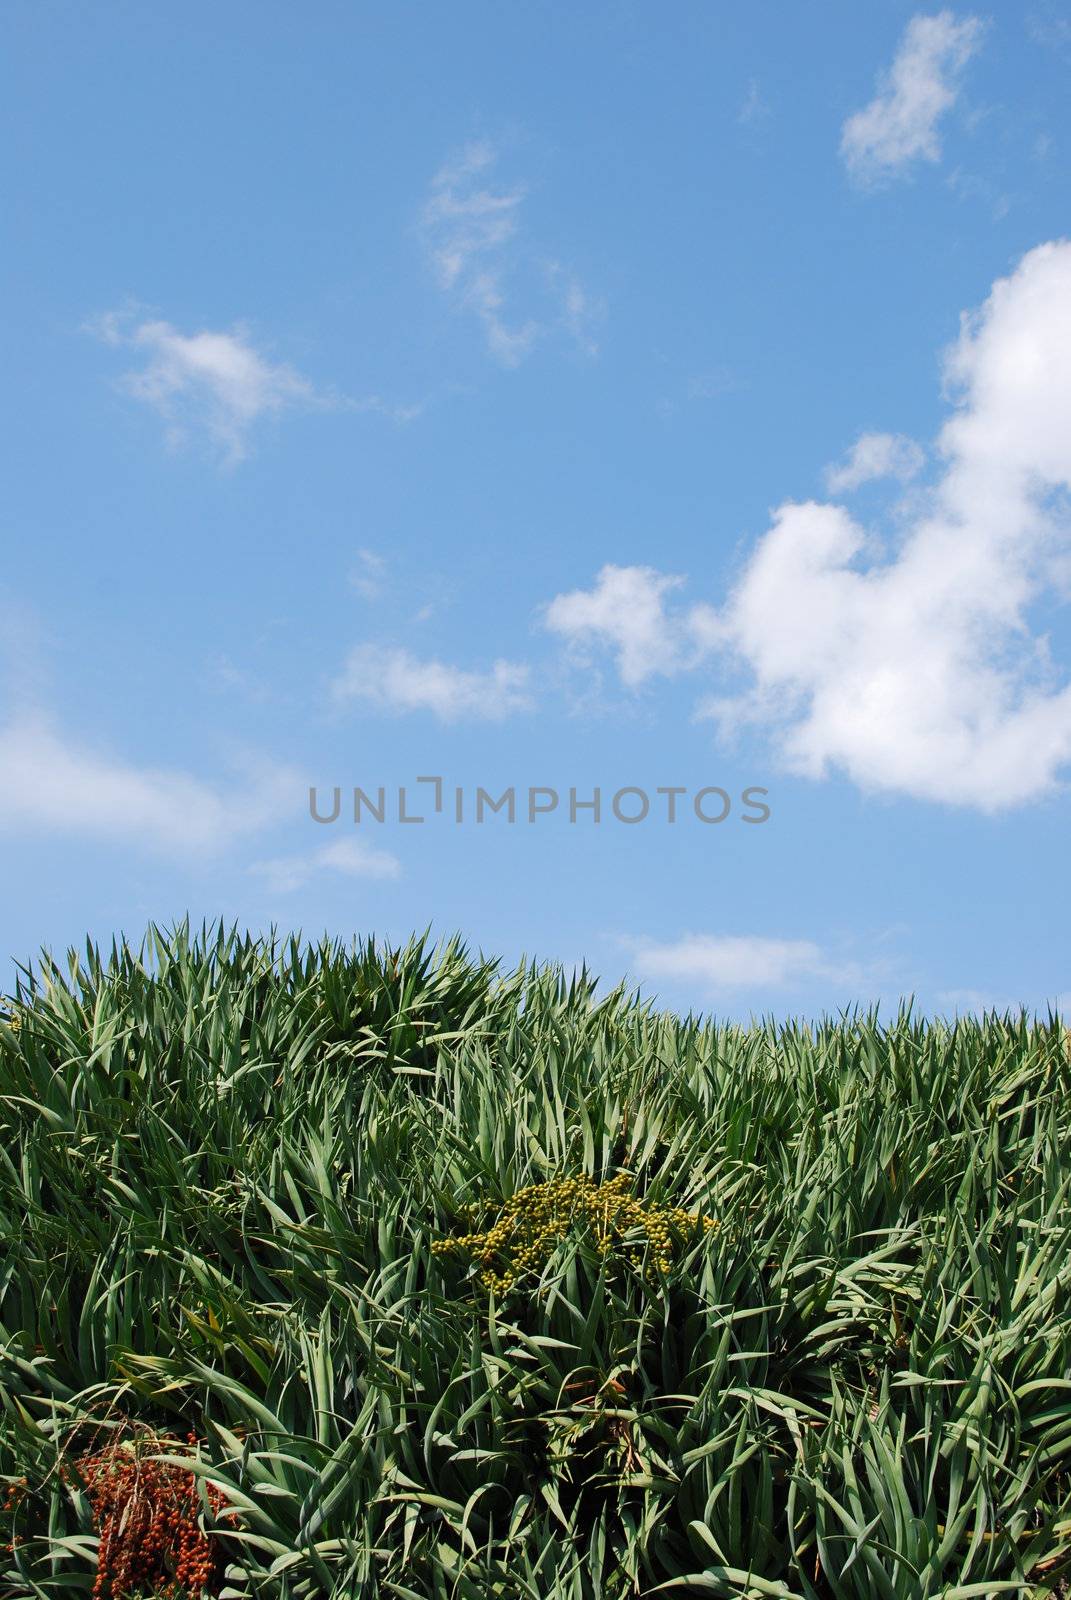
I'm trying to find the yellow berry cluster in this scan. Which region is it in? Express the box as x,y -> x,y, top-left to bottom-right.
431,1173 -> 718,1293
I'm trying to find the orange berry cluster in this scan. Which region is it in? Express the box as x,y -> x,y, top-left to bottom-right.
2,1474 -> 28,1513
2,1475 -> 29,1557
70,1432 -> 235,1600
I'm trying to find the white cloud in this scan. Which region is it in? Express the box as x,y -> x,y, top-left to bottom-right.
349,548 -> 387,600
936,987 -> 1008,1016
249,836 -> 400,894
547,262 -> 603,357
688,369 -> 736,400
738,79 -> 770,125
945,164 -> 1011,222
657,368 -> 737,420
628,934 -> 863,996
332,644 -> 533,721
841,11 -> 983,185
351,395 -> 429,426
825,431 -> 926,493
935,987 -> 1071,1018
1028,6 -> 1071,55
203,654 -> 277,705
420,142 -> 534,365
91,309 -> 425,461
0,716 -> 295,854
542,564 -> 718,688
420,142 -> 598,364
704,240 -> 1071,810
90,310 -> 325,463
548,242 -> 1071,812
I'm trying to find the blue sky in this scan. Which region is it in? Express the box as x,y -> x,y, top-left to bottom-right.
3,1 -> 1071,1018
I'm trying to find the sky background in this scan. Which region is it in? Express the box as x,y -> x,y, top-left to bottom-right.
3,0 -> 1071,1018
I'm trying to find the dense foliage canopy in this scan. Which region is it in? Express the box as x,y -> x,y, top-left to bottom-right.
1,925 -> 1069,1597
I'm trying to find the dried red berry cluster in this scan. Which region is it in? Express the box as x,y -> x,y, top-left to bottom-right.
3,1475 -> 29,1556
70,1432 -> 235,1600
2,1475 -> 28,1511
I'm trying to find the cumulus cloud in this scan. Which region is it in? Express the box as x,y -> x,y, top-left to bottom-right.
0,716 -> 296,854
543,564 -> 718,688
705,240 -> 1071,810
420,142 -> 599,364
332,644 -> 533,721
89,309 -> 326,463
628,934 -> 865,996
841,11 -> 983,185
249,836 -> 400,894
825,431 -> 926,493
548,242 -> 1071,812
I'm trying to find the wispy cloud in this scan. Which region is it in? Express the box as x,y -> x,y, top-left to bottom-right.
89,309 -> 426,463
737,78 -> 771,125
419,141 -> 600,364
627,933 -> 870,998
249,836 -> 400,894
1027,5 -> 1071,56
202,654 -> 280,706
89,309 -> 326,463
332,644 -> 533,721
825,431 -> 926,493
420,142 -> 534,365
543,564 -> 718,688
0,715 -> 296,854
656,367 -> 737,420
350,394 -> 430,426
936,987 -> 1008,1016
945,164 -> 1012,222
841,11 -> 984,186
687,369 -> 737,400
937,986 -> 1071,1018
349,549 -> 388,601
547,262 -> 604,357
